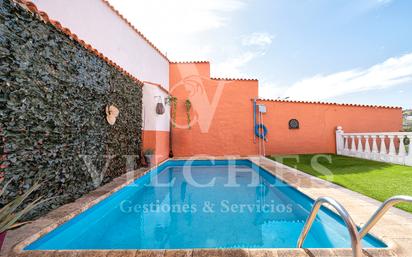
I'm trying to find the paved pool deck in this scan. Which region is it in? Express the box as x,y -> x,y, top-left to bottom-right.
1,156 -> 411,257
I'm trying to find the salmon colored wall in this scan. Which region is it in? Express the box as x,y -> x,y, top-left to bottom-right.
256,100 -> 403,154
170,63 -> 259,156
169,62 -> 403,156
142,130 -> 170,163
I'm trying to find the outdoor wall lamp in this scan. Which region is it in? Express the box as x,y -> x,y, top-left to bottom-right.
155,96 -> 165,115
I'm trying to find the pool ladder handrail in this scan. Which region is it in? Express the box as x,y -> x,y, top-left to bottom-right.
297,195 -> 412,257
296,196 -> 362,257
358,195 -> 412,239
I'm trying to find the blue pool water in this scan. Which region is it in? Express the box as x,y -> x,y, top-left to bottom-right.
26,160 -> 386,250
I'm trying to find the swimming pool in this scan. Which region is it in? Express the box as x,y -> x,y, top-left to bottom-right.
25,159 -> 386,250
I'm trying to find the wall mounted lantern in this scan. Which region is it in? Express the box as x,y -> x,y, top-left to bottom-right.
155,96 -> 165,115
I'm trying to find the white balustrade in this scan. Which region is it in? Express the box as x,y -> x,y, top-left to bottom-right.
379,135 -> 387,162
335,127 -> 345,155
344,136 -> 349,153
408,140 -> 412,166
379,135 -> 387,153
399,136 -> 406,157
364,135 -> 371,158
409,141 -> 412,157
371,136 -> 379,153
364,136 -> 370,152
356,135 -> 363,157
388,136 -> 396,155
335,127 -> 412,166
350,136 -> 356,153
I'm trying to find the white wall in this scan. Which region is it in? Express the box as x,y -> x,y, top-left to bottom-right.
142,84 -> 170,131
32,0 -> 170,132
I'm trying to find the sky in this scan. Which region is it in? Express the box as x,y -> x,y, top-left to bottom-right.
108,0 -> 412,109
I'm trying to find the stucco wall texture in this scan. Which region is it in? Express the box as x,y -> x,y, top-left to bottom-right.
29,0 -> 402,160
142,130 -> 170,164
256,100 -> 402,154
170,62 -> 403,157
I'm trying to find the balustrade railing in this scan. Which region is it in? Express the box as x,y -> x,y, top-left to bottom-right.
336,127 -> 412,166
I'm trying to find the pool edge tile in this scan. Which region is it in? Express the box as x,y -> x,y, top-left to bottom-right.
136,250 -> 165,257
4,166 -> 156,257
3,156 -> 411,257
258,156 -> 412,257
193,249 -> 249,257
164,249 -> 192,257
248,249 -> 279,257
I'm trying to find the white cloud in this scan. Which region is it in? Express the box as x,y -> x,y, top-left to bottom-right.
375,0 -> 393,5
259,82 -> 289,99
279,53 -> 412,101
107,0 -> 246,60
360,0 -> 394,12
242,32 -> 274,47
212,32 -> 274,78
212,52 -> 261,77
107,1 -> 271,79
109,0 -> 244,33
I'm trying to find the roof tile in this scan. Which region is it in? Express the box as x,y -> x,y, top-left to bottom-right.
100,0 -> 169,62
257,98 -> 402,109
171,61 -> 210,64
211,77 -> 258,81
13,0 -> 145,87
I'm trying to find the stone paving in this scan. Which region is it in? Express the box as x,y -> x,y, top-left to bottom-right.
1,157 -> 411,257
252,157 -> 412,257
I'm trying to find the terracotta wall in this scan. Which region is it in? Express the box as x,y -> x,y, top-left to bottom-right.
256,100 -> 403,154
169,62 -> 403,156
142,130 -> 170,163
170,62 -> 259,156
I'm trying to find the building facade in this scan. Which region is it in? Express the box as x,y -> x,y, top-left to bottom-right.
31,0 -> 403,162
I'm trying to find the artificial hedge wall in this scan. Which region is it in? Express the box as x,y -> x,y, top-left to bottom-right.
0,0 -> 143,218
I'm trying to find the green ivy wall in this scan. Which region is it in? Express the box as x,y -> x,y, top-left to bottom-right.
0,0 -> 143,218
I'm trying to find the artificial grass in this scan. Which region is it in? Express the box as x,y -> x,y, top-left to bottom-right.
269,154 -> 412,213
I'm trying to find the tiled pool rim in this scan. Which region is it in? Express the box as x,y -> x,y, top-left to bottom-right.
1,156 -> 410,257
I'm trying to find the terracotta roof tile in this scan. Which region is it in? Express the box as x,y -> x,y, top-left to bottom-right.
211,77 -> 258,81
24,1 -> 38,12
143,81 -> 170,95
100,0 -> 169,62
13,0 -> 144,87
171,61 -> 210,64
257,98 -> 402,109
38,11 -> 49,20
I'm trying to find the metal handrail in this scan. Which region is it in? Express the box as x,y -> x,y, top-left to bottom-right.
359,195 -> 412,239
297,197 -> 362,257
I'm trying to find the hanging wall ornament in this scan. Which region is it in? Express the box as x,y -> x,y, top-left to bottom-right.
106,105 -> 119,125
155,96 -> 165,115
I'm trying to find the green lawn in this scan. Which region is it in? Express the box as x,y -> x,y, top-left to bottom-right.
269,154 -> 412,213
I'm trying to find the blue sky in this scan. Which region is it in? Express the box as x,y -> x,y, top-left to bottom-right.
109,0 -> 412,109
